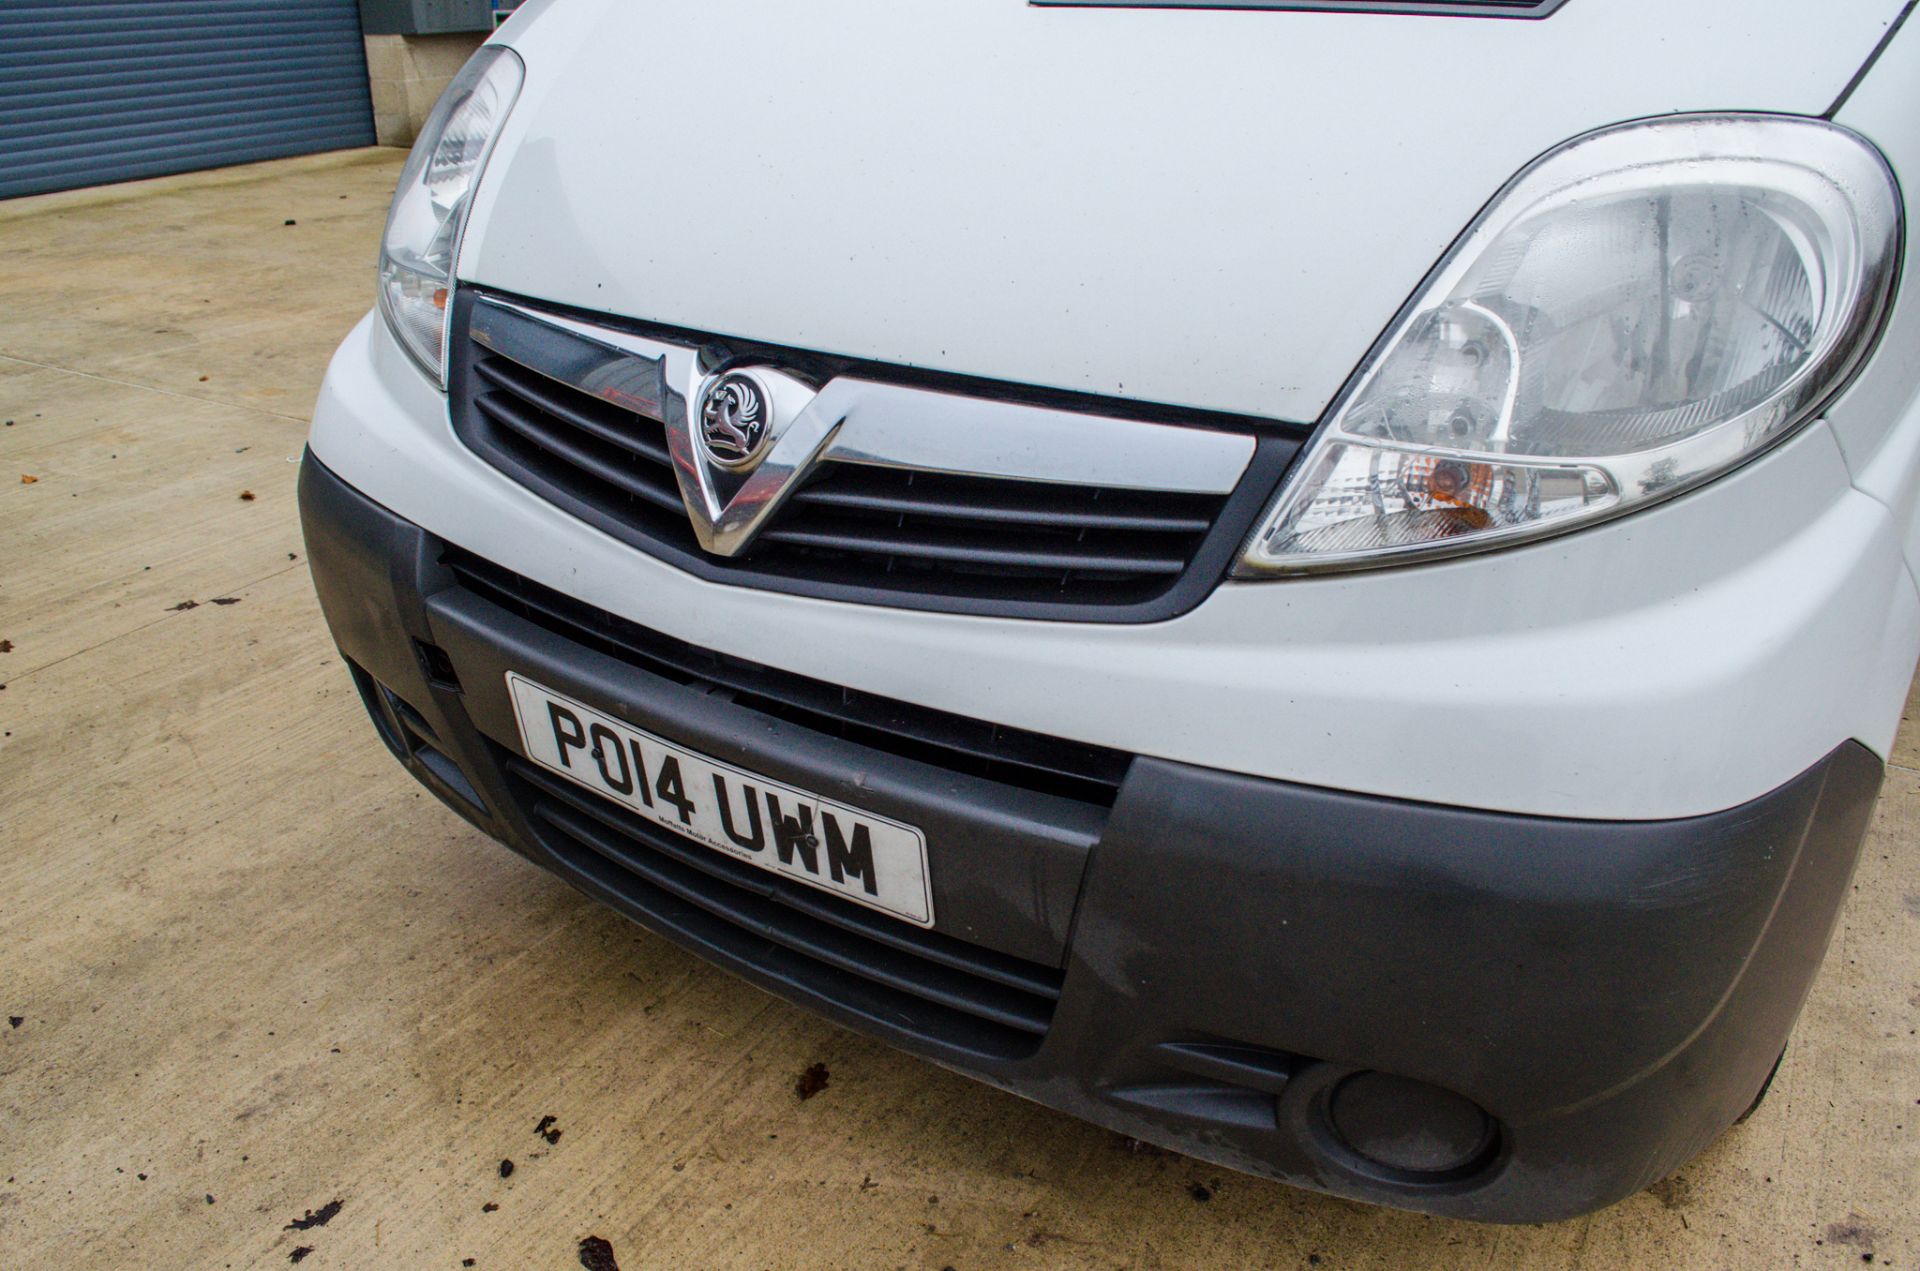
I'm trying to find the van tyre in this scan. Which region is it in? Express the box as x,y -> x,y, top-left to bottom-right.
1737,1046 -> 1788,1124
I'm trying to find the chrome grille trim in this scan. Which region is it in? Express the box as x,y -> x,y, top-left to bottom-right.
470,295 -> 1257,495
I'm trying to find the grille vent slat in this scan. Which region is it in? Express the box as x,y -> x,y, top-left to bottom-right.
474,392 -> 685,515
757,525 -> 1189,577
475,356 -> 676,469
788,482 -> 1215,534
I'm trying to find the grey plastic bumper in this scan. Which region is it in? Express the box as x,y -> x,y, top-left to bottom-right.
300,450 -> 1884,1222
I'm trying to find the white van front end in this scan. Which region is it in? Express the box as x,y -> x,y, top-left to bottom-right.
300,0 -> 1920,1219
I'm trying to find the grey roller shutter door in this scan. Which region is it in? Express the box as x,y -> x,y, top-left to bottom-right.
0,0 -> 377,200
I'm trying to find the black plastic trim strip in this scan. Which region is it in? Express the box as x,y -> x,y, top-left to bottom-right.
464,287 -> 1304,438
1828,0 -> 1918,118
445,550 -> 1134,805
1029,0 -> 1567,18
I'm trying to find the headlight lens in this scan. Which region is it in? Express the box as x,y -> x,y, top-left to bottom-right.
377,45 -> 524,385
1238,115 -> 1901,576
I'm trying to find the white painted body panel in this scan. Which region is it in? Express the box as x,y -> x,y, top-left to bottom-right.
1831,15 -> 1920,572
464,0 -> 1908,422
312,0 -> 1920,822
309,312 -> 1920,820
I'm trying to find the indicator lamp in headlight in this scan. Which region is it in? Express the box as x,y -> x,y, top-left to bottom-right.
377,45 -> 524,387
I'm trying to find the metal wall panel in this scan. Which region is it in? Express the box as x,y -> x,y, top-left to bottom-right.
359,0 -> 491,36
0,0 -> 376,199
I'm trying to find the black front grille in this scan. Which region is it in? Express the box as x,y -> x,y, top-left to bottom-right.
763,462 -> 1221,596
444,550 -> 1133,809
471,350 -> 687,525
508,754 -> 1064,1060
465,342 -> 1223,605
449,292 -> 1298,621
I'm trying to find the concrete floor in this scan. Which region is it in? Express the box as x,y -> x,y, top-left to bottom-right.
1,149 -> 1916,1270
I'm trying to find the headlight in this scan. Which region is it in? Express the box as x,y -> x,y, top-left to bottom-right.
1238,115 -> 1901,576
377,45 -> 524,386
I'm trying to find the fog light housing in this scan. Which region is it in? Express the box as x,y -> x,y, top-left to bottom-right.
1326,1071 -> 1497,1177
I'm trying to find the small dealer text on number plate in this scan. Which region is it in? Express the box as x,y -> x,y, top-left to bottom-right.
507,674 -> 934,926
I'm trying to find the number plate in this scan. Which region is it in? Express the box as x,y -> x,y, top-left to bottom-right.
507,674 -> 934,926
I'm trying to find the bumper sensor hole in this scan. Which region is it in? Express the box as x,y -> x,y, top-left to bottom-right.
415,639 -> 461,691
